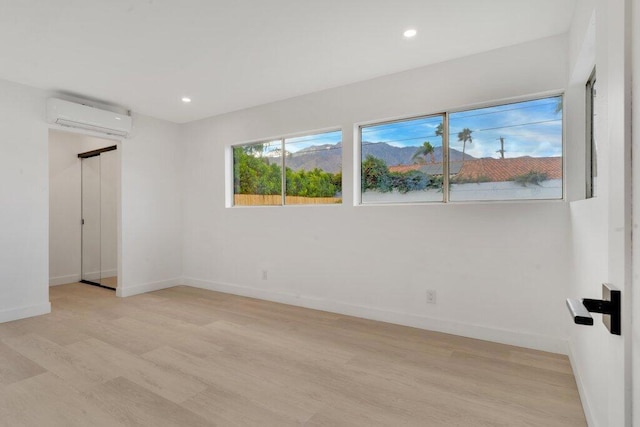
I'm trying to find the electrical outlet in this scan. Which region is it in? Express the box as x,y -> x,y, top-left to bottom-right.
262,270 -> 268,280
426,290 -> 436,304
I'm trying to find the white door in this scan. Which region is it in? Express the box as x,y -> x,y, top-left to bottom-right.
570,1 -> 633,425
600,1 -> 632,425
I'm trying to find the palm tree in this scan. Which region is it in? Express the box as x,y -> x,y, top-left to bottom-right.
435,123 -> 443,138
457,128 -> 473,163
412,141 -> 436,164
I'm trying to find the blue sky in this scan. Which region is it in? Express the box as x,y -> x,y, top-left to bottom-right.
250,131 -> 342,155
362,96 -> 562,159
285,130 -> 342,153
449,96 -> 562,158
361,115 -> 443,150
250,96 -> 562,159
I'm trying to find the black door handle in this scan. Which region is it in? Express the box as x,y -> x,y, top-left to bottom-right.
566,284 -> 621,335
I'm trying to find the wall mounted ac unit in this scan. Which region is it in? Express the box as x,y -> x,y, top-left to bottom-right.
46,98 -> 132,137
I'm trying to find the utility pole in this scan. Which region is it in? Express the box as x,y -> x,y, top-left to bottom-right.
497,137 -> 505,159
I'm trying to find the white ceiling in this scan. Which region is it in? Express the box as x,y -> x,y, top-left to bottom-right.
0,0 -> 576,123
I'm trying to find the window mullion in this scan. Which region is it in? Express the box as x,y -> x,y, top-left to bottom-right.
281,138 -> 286,206
443,112 -> 450,203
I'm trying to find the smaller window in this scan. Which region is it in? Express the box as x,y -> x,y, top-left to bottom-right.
360,114 -> 445,204
232,130 -> 342,206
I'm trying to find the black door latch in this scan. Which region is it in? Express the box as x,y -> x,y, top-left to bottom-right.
566,284 -> 621,335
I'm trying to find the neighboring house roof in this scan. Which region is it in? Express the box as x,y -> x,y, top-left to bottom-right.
388,163 -> 462,175
388,157 -> 562,182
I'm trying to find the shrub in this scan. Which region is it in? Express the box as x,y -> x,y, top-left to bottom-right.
511,170 -> 549,187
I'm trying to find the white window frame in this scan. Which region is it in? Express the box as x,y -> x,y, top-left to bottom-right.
355,92 -> 565,205
229,128 -> 343,208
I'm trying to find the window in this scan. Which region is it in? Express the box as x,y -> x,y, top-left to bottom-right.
358,95 -> 563,204
586,69 -> 598,198
233,130 -> 342,206
360,115 -> 445,204
448,95 -> 563,201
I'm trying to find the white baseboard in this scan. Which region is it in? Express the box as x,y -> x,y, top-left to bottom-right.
116,278 -> 180,298
0,302 -> 51,324
182,277 -> 567,355
81,269 -> 117,282
49,274 -> 81,286
50,270 -> 118,286
567,339 -> 598,427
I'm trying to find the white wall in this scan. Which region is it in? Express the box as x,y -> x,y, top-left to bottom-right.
0,78 -> 184,323
182,35 -> 572,354
0,79 -> 51,322
49,130 -> 118,285
118,114 -> 183,297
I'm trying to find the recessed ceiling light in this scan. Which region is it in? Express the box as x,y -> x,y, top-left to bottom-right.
181,97 -> 192,103
403,29 -> 417,39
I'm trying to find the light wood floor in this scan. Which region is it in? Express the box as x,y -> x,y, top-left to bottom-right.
0,284 -> 586,426
100,276 -> 117,289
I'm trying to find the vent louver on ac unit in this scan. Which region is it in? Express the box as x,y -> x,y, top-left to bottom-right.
46,98 -> 132,137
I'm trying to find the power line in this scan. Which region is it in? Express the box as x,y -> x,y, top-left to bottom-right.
450,100 -> 559,120
473,118 -> 561,133
239,118 -> 561,158
360,99 -> 559,134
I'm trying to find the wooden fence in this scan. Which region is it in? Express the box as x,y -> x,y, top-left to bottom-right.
234,194 -> 342,206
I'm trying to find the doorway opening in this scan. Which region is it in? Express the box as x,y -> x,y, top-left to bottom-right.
49,129 -> 120,292
78,145 -> 118,290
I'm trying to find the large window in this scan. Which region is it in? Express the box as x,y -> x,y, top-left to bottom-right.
360,115 -> 445,204
233,130 -> 342,206
359,95 -> 563,204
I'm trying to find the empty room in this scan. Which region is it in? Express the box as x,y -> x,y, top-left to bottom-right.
0,0 -> 638,426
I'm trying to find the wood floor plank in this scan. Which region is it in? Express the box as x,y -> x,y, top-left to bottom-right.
182,384 -> 300,427
0,342 -> 46,386
2,334 -> 117,392
144,345 -> 321,423
83,377 -> 212,427
65,338 -> 207,404
0,373 -> 122,427
0,283 -> 586,426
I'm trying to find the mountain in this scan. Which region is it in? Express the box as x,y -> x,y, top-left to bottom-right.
285,142 -> 475,173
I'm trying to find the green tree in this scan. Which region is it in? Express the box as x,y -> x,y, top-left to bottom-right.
233,147 -> 281,195
412,141 -> 436,164
362,155 -> 391,192
331,171 -> 342,194
286,167 -> 338,197
457,128 -> 473,164
435,123 -> 443,137
235,146 -> 342,199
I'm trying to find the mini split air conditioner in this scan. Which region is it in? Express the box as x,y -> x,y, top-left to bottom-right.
46,98 -> 132,137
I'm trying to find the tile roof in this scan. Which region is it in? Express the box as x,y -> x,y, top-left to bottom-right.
388,157 -> 562,182
388,164 -> 424,174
